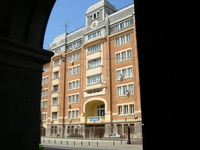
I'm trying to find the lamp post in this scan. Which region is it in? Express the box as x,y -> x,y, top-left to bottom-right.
68,118 -> 72,134
93,120 -> 96,138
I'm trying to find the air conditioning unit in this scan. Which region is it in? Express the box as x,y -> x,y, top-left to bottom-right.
118,74 -> 123,81
133,114 -> 138,119
70,61 -> 74,64
96,78 -> 101,83
125,90 -> 130,96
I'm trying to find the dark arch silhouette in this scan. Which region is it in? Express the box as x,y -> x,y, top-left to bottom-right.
0,0 -> 55,149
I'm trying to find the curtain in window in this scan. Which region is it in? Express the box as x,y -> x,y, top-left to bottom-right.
76,110 -> 78,118
130,105 -> 134,114
118,106 -> 122,114
122,69 -> 127,78
117,86 -> 122,96
123,85 -> 128,95
116,53 -> 120,62
69,83 -> 72,89
127,50 -> 132,59
122,51 -> 126,60
128,68 -> 132,77
116,38 -> 120,46
76,95 -> 79,102
117,70 -> 121,79
121,36 -> 125,44
88,74 -> 101,85
69,96 -> 71,103
125,20 -> 130,27
126,34 -> 130,42
69,68 -> 72,75
129,84 -> 134,94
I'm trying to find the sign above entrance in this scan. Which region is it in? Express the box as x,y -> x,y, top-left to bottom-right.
89,118 -> 100,121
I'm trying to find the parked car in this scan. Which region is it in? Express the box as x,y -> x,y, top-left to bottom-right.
67,134 -> 83,138
104,133 -> 125,138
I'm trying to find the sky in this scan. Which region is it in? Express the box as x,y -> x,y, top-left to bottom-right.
43,0 -> 134,49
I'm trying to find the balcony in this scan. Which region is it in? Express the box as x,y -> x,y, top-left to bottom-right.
86,66 -> 103,76
85,82 -> 104,91
87,116 -> 105,123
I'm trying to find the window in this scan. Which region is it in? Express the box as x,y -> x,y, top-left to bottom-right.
97,12 -> 100,17
117,86 -> 122,96
69,40 -> 81,50
127,50 -> 132,59
116,53 -> 120,62
87,74 -> 102,85
116,50 -> 132,63
41,114 -> 46,121
54,59 -> 60,66
87,44 -> 101,54
68,94 -> 79,103
121,35 -> 125,44
69,52 -> 80,63
52,112 -> 58,120
117,83 -> 134,96
118,104 -> 134,115
52,97 -> 58,105
130,105 -> 134,114
53,71 -> 59,79
53,85 -> 59,92
88,58 -> 101,68
42,77 -> 48,85
115,20 -> 131,31
115,34 -> 131,46
69,80 -> 79,90
116,67 -> 133,80
41,100 -> 47,108
125,20 -> 131,27
69,65 -> 80,76
43,65 -> 49,73
116,38 -> 120,46
122,51 -> 126,61
41,89 -> 48,97
118,106 -> 122,115
97,104 -> 105,116
68,110 -> 79,119
76,110 -> 78,118
88,30 -> 102,40
124,105 -> 128,115
54,48 -> 61,54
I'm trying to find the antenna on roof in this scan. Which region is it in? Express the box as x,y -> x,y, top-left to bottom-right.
63,21 -> 69,33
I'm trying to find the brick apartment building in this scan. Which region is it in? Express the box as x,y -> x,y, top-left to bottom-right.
41,0 -> 142,139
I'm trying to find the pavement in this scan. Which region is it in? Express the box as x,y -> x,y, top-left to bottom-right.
41,137 -> 143,150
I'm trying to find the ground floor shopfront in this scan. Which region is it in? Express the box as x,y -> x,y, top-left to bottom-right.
41,122 -> 142,140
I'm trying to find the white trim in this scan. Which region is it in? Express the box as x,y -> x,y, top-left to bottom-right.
108,4 -> 134,18
67,37 -> 82,44
109,15 -> 133,26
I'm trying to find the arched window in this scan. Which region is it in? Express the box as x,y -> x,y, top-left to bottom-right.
97,12 -> 100,17
97,104 -> 105,116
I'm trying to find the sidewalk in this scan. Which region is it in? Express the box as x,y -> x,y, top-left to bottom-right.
41,137 -> 143,150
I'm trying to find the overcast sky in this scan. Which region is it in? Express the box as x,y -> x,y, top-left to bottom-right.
43,0 -> 134,49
